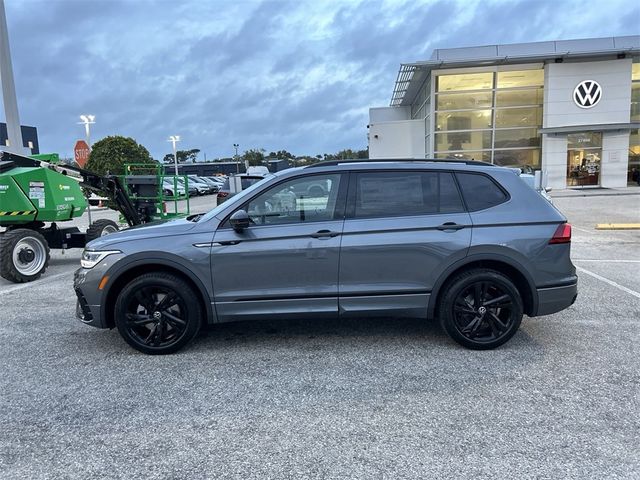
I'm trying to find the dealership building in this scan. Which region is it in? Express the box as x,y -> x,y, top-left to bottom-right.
368,36 -> 640,189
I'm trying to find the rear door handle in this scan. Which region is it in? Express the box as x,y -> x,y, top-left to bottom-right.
310,230 -> 340,239
436,222 -> 465,231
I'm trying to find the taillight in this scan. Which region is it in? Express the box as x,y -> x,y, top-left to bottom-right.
549,223 -> 571,244
217,191 -> 228,198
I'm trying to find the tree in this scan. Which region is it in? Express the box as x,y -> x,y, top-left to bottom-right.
163,148 -> 200,164
85,135 -> 153,176
242,148 -> 266,166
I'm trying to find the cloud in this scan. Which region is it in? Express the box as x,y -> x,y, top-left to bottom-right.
2,0 -> 639,159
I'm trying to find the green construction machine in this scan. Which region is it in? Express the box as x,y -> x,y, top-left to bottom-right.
0,151 -> 187,284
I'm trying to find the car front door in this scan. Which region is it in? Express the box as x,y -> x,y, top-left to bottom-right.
338,169 -> 472,317
211,172 -> 346,321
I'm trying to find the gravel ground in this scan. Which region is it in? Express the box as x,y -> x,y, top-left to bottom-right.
0,193 -> 639,479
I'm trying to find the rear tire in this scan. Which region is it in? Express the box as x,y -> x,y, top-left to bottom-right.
0,228 -> 50,283
114,273 -> 202,355
438,269 -> 523,350
86,219 -> 119,243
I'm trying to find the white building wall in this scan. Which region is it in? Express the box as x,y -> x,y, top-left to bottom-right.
542,58 -> 633,188
541,134 -> 568,189
369,107 -> 425,159
543,58 -> 632,127
601,131 -> 630,187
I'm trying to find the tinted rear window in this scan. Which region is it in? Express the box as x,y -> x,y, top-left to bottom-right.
455,173 -> 507,211
353,171 -> 464,218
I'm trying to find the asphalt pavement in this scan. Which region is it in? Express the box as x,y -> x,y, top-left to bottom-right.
0,193 -> 639,479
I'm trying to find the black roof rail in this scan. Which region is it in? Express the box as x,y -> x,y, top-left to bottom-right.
304,158 -> 495,168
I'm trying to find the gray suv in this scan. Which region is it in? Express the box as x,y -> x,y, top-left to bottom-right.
74,160 -> 577,354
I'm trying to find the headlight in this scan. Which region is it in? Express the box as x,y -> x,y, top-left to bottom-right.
81,250 -> 121,269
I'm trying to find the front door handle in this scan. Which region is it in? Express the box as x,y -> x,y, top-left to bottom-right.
310,230 -> 340,239
436,222 -> 465,231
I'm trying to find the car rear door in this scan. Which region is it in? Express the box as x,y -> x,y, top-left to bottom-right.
338,169 -> 472,317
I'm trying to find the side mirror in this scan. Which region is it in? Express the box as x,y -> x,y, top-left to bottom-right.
229,209 -> 250,232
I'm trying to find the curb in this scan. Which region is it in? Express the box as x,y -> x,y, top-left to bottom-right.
595,223 -> 640,230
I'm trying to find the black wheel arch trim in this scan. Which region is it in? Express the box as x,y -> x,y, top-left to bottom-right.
100,253 -> 214,326
427,252 -> 538,318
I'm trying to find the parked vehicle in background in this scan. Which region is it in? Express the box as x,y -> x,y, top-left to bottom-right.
162,179 -> 186,197
196,176 -> 220,192
74,159 -> 577,355
175,177 -> 198,197
217,174 -> 268,203
187,176 -> 213,195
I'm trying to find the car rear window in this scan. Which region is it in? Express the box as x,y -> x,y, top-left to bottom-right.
353,171 -> 464,219
455,172 -> 508,211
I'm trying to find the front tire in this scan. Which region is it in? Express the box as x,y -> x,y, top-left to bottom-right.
438,269 -> 523,350
0,228 -> 50,283
115,273 -> 202,354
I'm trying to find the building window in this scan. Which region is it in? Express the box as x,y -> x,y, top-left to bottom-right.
437,72 -> 493,92
628,129 -> 639,185
496,69 -> 544,88
436,91 -> 493,110
432,68 -> 543,168
632,61 -> 640,123
435,110 -> 492,131
494,128 -> 540,148
435,151 -> 492,162
435,130 -> 492,152
494,106 -> 543,128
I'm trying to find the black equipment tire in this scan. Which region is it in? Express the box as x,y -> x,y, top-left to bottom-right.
86,219 -> 119,243
0,228 -> 50,283
438,269 -> 523,350
115,272 -> 202,355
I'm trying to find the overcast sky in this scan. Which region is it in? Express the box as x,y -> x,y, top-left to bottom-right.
3,0 -> 639,160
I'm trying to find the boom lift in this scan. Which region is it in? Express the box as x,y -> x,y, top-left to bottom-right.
0,151 -> 157,283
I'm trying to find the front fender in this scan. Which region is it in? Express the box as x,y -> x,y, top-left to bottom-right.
100,252 -> 215,326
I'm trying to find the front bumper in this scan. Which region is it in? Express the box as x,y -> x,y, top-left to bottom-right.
534,281 -> 578,316
73,267 -> 107,328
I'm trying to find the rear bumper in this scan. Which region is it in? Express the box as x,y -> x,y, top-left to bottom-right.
534,281 -> 578,316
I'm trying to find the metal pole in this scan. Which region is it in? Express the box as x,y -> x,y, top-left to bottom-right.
0,0 -> 26,154
234,143 -> 239,174
173,140 -> 178,176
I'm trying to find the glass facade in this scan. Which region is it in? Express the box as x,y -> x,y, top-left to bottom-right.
629,129 -> 640,185
567,132 -> 602,186
401,58 -> 639,188
432,68 -> 543,168
632,63 -> 640,123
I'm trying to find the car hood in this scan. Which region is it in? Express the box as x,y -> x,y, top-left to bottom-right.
86,217 -> 198,249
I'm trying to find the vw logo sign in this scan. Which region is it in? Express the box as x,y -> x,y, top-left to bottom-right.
573,80 -> 602,108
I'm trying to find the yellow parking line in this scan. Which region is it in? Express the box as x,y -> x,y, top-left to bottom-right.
595,223 -> 640,230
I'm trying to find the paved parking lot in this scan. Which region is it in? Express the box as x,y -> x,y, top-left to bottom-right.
1,193 -> 639,479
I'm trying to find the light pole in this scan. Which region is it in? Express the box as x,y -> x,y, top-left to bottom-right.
233,143 -> 239,174
78,114 -> 95,147
168,135 -> 181,176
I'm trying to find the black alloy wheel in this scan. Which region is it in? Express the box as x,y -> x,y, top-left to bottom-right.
115,273 -> 202,354
439,269 -> 523,350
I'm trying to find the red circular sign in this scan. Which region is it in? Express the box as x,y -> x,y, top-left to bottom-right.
74,140 -> 90,168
